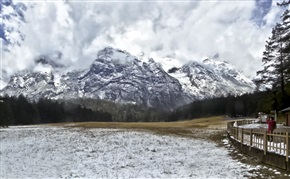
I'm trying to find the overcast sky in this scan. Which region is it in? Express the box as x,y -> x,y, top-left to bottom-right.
1,0 -> 284,81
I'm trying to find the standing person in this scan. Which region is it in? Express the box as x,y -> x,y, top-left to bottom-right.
266,116 -> 276,141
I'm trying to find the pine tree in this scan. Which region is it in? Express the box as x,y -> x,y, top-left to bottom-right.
257,24 -> 286,92
12,95 -> 37,125
279,2 -> 290,85
0,97 -> 13,127
257,2 -> 290,103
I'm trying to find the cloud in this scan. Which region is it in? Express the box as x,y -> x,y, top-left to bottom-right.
2,0 -> 284,79
251,0 -> 273,26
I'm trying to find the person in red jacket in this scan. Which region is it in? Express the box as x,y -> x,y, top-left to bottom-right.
266,116 -> 276,141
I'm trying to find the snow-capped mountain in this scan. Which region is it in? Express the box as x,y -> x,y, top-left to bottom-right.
0,0 -> 27,87
0,47 -> 256,111
77,48 -> 193,109
0,0 -> 26,49
168,58 -> 255,99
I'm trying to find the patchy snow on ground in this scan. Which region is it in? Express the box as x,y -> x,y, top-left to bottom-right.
0,125 -> 279,178
238,123 -> 286,129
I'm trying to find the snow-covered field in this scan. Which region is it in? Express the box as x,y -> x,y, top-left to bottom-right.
0,125 -> 288,178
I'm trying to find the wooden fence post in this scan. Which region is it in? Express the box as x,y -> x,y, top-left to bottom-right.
241,128 -> 244,146
250,129 -> 253,150
237,127 -> 239,141
264,131 -> 267,155
286,132 -> 289,162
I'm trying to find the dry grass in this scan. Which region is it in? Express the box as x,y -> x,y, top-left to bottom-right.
51,116 -> 228,138
59,116 -> 226,129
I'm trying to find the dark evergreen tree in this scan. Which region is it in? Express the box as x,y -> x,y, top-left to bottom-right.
257,24 -> 287,93
0,97 -> 13,127
11,95 -> 38,125
37,98 -> 64,123
256,1 -> 290,110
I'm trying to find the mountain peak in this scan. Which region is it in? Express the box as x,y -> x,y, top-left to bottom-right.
0,47 -> 256,111
96,46 -> 137,65
167,57 -> 255,99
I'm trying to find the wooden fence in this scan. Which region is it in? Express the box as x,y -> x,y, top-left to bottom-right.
227,120 -> 290,162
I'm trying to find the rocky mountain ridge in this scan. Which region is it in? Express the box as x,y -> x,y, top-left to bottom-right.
0,47 -> 256,111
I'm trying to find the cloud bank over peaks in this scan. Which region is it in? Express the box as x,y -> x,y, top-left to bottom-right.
1,0 -> 284,81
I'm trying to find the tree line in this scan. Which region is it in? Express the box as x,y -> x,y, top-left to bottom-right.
1,84 -> 289,126
0,95 -> 113,126
0,95 -> 170,126
63,98 -> 169,122
170,86 -> 290,121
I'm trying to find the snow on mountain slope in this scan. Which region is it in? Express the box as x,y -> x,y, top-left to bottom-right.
0,47 -> 194,111
0,47 -> 256,110
168,58 -> 255,99
76,47 -> 193,110
2,70 -> 57,99
1,0 -> 27,89
1,0 -> 26,49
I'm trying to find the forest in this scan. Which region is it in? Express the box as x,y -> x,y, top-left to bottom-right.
170,85 -> 290,121
0,95 -> 113,126
1,82 -> 289,126
0,95 -> 171,126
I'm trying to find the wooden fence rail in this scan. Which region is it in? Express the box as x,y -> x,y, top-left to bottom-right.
227,120 -> 290,162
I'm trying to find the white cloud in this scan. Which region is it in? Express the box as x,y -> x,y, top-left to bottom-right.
2,0 -> 284,79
